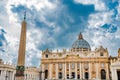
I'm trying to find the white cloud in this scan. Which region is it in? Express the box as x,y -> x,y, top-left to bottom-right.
77,0 -> 120,56
7,0 -> 62,66
115,1 -> 120,21
7,0 -> 57,11
0,0 -> 60,66
88,11 -> 114,28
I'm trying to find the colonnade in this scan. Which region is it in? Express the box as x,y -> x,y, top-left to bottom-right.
0,70 -> 15,80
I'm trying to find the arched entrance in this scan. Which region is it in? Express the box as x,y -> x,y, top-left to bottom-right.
45,70 -> 48,79
58,72 -> 62,79
101,69 -> 106,79
85,72 -> 89,79
71,72 -> 75,79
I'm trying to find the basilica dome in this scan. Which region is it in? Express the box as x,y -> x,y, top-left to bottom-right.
72,33 -> 91,51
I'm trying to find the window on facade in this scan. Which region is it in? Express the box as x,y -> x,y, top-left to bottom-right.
71,63 -> 75,69
59,64 -> 62,69
45,54 -> 48,58
101,63 -> 104,68
45,64 -> 48,68
58,72 -> 62,79
101,69 -> 106,79
77,74 -> 80,79
84,63 -> 88,69
67,64 -> 69,68
71,72 -> 75,78
100,53 -> 103,56
67,74 -> 69,79
77,63 -> 80,68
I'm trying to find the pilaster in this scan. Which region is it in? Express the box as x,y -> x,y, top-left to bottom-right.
89,63 -> 91,79
56,64 -> 58,79
75,63 -> 77,79
80,63 -> 82,79
69,63 -> 71,78
65,63 -> 66,79
96,63 -> 98,79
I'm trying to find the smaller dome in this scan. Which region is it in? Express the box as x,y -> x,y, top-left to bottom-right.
72,33 -> 91,51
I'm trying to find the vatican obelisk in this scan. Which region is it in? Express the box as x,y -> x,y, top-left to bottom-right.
15,12 -> 27,80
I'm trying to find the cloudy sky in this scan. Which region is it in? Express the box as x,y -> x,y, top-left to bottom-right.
0,0 -> 120,67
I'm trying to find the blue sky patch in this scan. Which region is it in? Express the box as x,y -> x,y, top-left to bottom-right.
101,24 -> 117,33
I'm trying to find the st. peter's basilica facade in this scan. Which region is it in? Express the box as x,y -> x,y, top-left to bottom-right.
41,33 -> 120,80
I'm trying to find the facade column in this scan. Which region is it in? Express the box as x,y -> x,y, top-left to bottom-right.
0,70 -> 1,80
80,63 -> 82,79
42,64 -> 44,80
12,71 -> 15,80
0,70 -> 3,80
9,71 -> 11,80
89,63 -> 91,79
111,67 -> 114,80
13,71 -> 15,80
96,63 -> 99,79
8,71 -> 12,80
4,70 -> 6,80
69,63 -> 71,78
111,68 -> 117,80
115,69 -> 117,80
49,64 -> 52,79
10,71 -> 12,80
3,70 -> 5,80
82,63 -> 84,79
106,63 -> 109,80
5,70 -> 7,80
65,63 -> 66,79
56,64 -> 58,79
62,63 -> 64,79
75,63 -> 77,79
